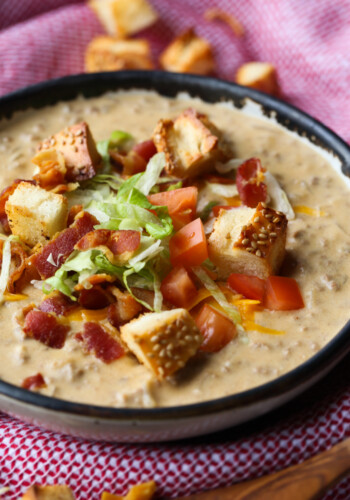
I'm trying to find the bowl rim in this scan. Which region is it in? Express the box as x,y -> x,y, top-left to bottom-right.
0,70 -> 350,422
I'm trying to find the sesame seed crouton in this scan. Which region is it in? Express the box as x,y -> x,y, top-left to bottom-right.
37,122 -> 101,182
152,108 -> 231,179
208,203 -> 287,279
5,182 -> 68,247
121,309 -> 202,380
85,36 -> 154,72
89,0 -> 158,38
160,28 -> 215,75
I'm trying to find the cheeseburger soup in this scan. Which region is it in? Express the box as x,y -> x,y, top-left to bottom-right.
0,90 -> 349,408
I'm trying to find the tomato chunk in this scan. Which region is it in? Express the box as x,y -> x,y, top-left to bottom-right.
195,304 -> 237,352
265,276 -> 304,310
236,158 -> 267,208
161,266 -> 197,308
133,140 -> 157,163
148,187 -> 198,230
228,273 -> 266,302
169,218 -> 208,267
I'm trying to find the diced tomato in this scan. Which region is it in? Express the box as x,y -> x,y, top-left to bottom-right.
265,276 -> 304,311
133,140 -> 157,163
236,158 -> 267,208
228,273 -> 266,302
169,218 -> 208,267
195,304 -> 237,352
161,266 -> 197,308
205,175 -> 235,185
212,205 -> 237,217
148,187 -> 198,230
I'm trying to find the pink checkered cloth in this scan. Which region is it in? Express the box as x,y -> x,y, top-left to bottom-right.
0,1 -> 349,498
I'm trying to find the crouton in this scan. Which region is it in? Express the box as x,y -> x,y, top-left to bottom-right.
20,484 -> 75,500
89,0 -> 158,38
85,36 -> 154,72
208,202 -> 287,279
160,28 -> 215,75
5,182 -> 68,247
236,62 -> 280,96
37,122 -> 101,182
120,308 -> 202,379
152,108 -> 231,178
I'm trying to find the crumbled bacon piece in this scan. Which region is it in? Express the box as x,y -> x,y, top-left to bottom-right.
110,149 -> 147,176
78,285 -> 113,310
39,292 -> 76,316
75,322 -> 124,363
7,241 -> 29,292
75,228 -> 111,250
75,229 -> 141,255
28,211 -> 97,279
107,287 -> 142,328
23,310 -> 69,348
67,204 -> 83,226
21,373 -> 46,391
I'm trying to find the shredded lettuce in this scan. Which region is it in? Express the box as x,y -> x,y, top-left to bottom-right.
135,153 -> 165,195
0,235 -> 18,303
167,181 -> 182,191
192,266 -> 242,325
264,172 -> 295,220
199,201 -> 220,222
97,130 -> 134,171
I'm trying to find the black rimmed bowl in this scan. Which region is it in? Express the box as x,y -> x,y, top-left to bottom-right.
0,71 -> 350,442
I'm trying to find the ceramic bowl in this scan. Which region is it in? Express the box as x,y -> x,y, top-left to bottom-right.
0,71 -> 349,442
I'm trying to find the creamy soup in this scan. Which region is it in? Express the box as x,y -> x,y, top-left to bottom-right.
0,90 -> 349,408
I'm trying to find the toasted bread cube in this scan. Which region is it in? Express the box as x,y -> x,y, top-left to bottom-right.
160,28 -> 215,75
209,203 -> 287,279
21,484 -> 75,500
5,182 -> 68,247
152,108 -> 231,178
236,62 -> 279,96
89,0 -> 158,38
85,36 -> 154,72
37,122 -> 101,182
121,309 -> 202,379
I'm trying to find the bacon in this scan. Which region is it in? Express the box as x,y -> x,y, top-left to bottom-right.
67,204 -> 83,226
75,322 -> 124,363
107,287 -> 142,328
78,285 -> 113,310
7,242 -> 29,292
75,229 -> 140,255
23,310 -> 69,348
39,292 -> 76,316
29,212 -> 97,279
21,373 -> 46,390
109,230 -> 140,255
110,150 -> 147,176
0,179 -> 32,233
75,229 -> 111,251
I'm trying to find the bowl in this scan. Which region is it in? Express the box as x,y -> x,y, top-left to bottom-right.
0,70 -> 350,442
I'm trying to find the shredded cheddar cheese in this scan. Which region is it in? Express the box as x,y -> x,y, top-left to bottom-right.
3,292 -> 27,301
243,321 -> 285,335
67,308 -> 108,322
293,205 -> 325,217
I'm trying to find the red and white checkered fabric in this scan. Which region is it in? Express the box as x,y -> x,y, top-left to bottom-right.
0,1 -> 349,498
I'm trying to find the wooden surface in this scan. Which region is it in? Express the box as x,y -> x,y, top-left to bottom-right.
175,437 -> 350,500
